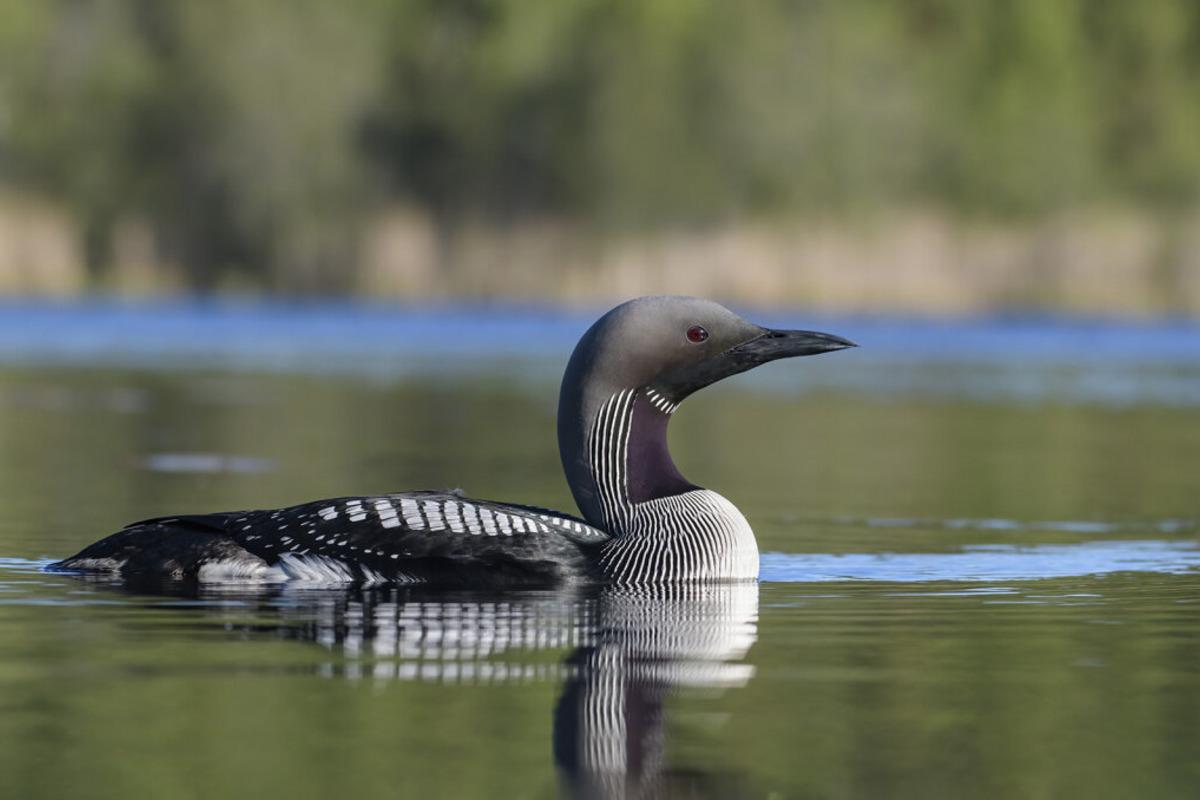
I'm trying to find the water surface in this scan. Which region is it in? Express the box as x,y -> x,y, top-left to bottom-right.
1,302 -> 1198,798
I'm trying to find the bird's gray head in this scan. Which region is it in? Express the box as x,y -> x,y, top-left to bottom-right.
558,296 -> 855,528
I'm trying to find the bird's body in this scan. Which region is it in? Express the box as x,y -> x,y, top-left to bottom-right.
52,296 -> 853,586
58,492 -> 610,587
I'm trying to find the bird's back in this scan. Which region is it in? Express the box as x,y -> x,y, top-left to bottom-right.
52,490 -> 612,588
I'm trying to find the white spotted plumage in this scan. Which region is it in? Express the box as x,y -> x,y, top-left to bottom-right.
644,387 -> 679,415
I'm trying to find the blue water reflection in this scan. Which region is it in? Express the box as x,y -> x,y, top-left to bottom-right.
6,535 -> 1198,592
760,540 -> 1200,583
2,300 -> 1199,406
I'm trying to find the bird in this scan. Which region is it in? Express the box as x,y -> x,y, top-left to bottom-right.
51,296 -> 855,587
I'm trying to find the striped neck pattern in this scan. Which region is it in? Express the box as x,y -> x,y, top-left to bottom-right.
586,388 -> 639,534
585,389 -> 760,583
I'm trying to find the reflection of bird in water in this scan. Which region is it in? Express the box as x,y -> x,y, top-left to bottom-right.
553,584 -> 758,799
204,581 -> 758,797
54,296 -> 853,586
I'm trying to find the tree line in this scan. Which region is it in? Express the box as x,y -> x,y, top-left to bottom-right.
1,0 -> 1198,291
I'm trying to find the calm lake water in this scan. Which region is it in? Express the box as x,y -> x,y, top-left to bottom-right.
1,301 -> 1199,799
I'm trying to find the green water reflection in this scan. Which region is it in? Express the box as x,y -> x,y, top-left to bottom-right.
1,365 -> 1198,798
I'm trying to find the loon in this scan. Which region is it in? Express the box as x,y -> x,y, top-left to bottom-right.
52,296 -> 854,586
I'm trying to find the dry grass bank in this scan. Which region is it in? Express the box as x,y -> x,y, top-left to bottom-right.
356,207 -> 1200,315
3,197 -> 1199,315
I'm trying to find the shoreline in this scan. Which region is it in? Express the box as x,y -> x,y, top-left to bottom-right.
2,198 -> 1198,317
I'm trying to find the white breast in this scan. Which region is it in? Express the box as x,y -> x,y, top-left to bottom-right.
599,489 -> 760,582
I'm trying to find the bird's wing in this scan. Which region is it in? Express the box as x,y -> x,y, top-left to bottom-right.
224,490 -> 610,586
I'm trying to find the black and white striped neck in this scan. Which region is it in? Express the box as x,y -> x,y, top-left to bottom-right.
586,388 -> 694,535
579,388 -> 760,582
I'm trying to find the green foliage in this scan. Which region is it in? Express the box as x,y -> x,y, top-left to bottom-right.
1,0 -> 1199,288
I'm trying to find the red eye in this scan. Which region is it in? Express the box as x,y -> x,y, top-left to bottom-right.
686,325 -> 709,343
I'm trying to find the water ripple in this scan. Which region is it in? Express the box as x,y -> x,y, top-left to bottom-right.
5,539 -> 1200,599
761,539 -> 1200,583
823,515 -> 1200,535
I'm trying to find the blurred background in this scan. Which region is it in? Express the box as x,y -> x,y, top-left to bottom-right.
3,5 -> 1200,799
2,0 -> 1199,313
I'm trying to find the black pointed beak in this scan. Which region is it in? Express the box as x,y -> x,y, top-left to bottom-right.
730,328 -> 858,363
652,325 -> 856,403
